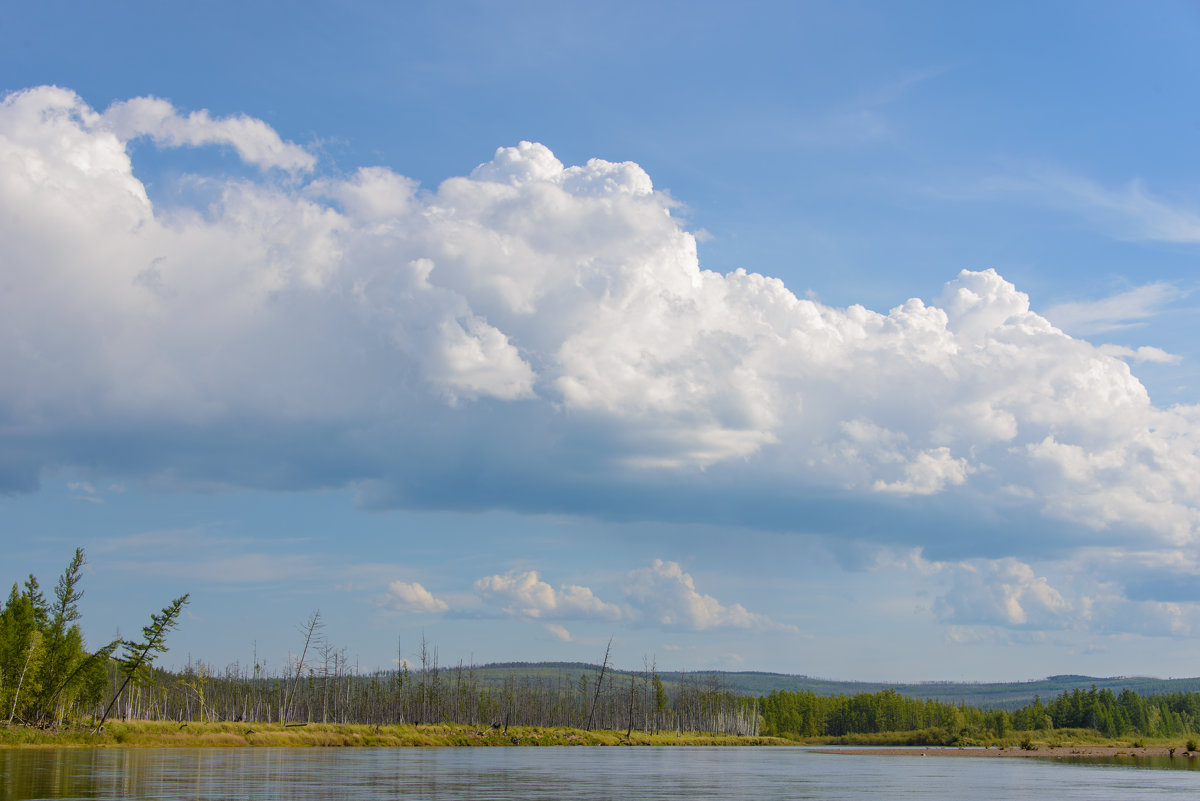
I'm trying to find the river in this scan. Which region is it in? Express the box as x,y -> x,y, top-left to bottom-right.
3,746 -> 1197,800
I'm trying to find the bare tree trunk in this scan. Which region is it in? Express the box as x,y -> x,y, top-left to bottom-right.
282,611 -> 321,724
585,638 -> 611,732
7,633 -> 38,724
626,671 -> 636,739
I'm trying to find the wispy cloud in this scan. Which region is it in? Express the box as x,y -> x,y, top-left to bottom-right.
109,553 -> 318,584
781,66 -> 949,149
1044,282 -> 1187,336
986,170 -> 1200,244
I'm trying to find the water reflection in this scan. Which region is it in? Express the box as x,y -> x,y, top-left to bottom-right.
4,747 -> 1200,801
1053,754 -> 1200,771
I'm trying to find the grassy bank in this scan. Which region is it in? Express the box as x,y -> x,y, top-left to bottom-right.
0,721 -> 791,749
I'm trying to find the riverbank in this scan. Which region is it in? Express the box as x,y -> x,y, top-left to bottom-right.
812,744 -> 1198,759
0,721 -> 790,749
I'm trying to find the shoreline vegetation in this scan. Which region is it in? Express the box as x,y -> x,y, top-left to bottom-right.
3,721 -> 1197,757
0,720 -> 789,749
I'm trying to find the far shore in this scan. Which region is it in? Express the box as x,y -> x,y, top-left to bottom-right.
811,744 -> 1199,759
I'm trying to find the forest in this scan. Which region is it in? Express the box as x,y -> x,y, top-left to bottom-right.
3,550 -> 1200,744
757,685 -> 1200,742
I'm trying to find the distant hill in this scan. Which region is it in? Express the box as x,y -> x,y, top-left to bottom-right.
464,662 -> 1200,710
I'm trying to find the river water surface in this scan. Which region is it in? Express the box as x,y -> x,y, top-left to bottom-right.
3,746 -> 1198,800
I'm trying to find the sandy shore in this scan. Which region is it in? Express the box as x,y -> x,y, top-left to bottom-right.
811,745 -> 1197,759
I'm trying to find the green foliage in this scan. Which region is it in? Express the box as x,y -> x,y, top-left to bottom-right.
759,687 -> 987,739
757,682 -> 1200,742
0,583 -> 41,722
26,549 -> 83,722
2,548 -> 176,727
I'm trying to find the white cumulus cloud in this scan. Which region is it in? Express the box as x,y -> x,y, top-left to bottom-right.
380,581 -> 449,614
473,570 -> 623,620
4,85 -> 1200,605
622,560 -> 794,632
934,558 -> 1073,629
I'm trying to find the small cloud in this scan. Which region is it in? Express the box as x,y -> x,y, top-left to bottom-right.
473,570 -> 622,621
379,581 -> 449,614
1099,344 -> 1182,365
622,560 -> 796,632
544,623 -> 572,642
872,447 -> 973,496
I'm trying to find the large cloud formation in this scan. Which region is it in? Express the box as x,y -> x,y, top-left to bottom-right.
3,87 -> 1199,628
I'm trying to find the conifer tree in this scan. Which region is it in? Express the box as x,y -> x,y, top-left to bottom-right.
0,583 -> 39,723
96,594 -> 190,729
29,549 -> 88,725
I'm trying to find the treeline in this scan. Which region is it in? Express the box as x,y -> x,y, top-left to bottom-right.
84,639 -> 760,736
2,553 -> 758,736
759,685 -> 1200,741
1037,686 -> 1200,738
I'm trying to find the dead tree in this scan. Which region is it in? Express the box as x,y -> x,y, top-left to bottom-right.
585,637 -> 612,732
282,611 -> 321,724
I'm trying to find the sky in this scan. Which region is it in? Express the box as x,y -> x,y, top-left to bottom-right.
3,0 -> 1200,683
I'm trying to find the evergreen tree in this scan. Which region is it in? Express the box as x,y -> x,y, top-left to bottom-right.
97,594 -> 190,729
0,583 -> 40,722
28,549 -> 88,724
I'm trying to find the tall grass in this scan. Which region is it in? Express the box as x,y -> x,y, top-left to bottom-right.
0,721 -> 790,749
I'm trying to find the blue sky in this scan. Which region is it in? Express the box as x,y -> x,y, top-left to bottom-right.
3,0 -> 1200,682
